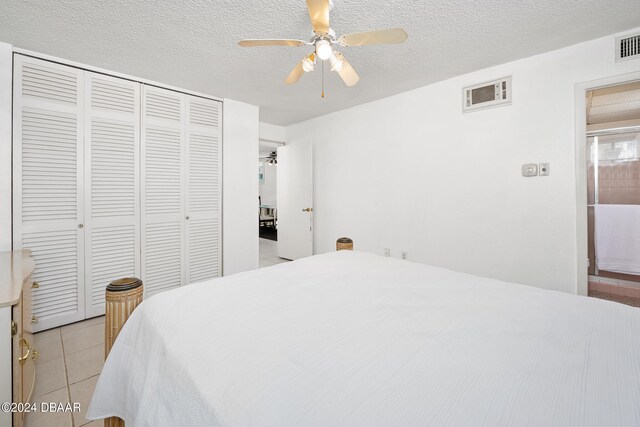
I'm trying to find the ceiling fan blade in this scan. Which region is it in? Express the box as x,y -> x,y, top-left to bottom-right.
285,53 -> 316,84
338,28 -> 408,47
239,39 -> 307,47
285,61 -> 305,85
306,0 -> 330,34
334,52 -> 359,87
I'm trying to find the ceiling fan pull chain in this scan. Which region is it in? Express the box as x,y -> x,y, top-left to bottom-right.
321,60 -> 324,98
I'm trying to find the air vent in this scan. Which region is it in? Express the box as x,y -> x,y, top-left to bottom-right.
616,33 -> 640,62
462,76 -> 512,113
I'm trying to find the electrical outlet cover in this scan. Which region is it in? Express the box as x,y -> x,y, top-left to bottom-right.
539,163 -> 550,176
522,163 -> 538,177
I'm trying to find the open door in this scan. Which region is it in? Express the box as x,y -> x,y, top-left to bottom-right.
277,143 -> 313,260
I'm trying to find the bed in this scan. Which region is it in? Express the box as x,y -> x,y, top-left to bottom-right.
87,250 -> 640,426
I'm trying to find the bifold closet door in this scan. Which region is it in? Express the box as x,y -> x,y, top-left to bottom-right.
13,55 -> 85,331
84,72 -> 141,317
186,97 -> 222,283
141,86 -> 186,297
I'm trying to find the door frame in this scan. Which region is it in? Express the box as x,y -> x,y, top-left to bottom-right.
573,70 -> 640,296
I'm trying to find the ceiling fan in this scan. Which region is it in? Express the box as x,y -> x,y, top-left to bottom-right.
239,0 -> 408,88
260,151 -> 278,165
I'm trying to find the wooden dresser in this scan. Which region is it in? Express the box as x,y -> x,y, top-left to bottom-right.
0,250 -> 37,427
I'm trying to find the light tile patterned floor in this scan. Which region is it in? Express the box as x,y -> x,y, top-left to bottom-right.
27,316 -> 105,427
259,238 -> 290,268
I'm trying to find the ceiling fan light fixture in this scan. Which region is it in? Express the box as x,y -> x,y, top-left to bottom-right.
302,56 -> 315,72
329,52 -> 343,72
315,39 -> 332,61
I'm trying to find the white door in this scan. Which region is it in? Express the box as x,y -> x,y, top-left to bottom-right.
84,72 -> 141,317
277,143 -> 313,260
141,86 -> 186,297
13,55 -> 86,331
185,96 -> 223,283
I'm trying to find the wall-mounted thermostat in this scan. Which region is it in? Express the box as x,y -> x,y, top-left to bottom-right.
522,164 -> 538,177
463,76 -> 512,113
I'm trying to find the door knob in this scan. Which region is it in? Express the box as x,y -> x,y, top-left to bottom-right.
78,224 -> 84,229
302,208 -> 313,212
186,216 -> 190,220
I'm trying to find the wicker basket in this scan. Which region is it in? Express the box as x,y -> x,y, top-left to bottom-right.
104,277 -> 143,427
336,237 -> 353,251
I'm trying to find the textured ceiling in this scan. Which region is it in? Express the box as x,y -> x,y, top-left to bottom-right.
1,0 -> 639,125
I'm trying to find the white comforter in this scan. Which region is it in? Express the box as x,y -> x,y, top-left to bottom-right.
88,251 -> 640,426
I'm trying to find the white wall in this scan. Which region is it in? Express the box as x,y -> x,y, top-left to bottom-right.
286,28 -> 640,294
0,42 -> 11,251
260,122 -> 285,143
259,163 -> 277,206
259,122 -> 284,207
223,99 -> 260,274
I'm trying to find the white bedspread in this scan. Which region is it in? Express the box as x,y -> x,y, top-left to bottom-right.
88,251 -> 640,426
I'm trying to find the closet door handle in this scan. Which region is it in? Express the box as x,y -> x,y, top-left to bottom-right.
185,216 -> 190,220
78,224 -> 84,229
18,338 -> 31,365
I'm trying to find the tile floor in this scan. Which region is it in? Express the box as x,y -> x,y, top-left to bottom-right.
588,281 -> 640,307
259,238 -> 290,268
27,316 -> 105,427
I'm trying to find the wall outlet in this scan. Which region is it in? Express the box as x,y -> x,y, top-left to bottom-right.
402,251 -> 407,260
539,163 -> 550,176
384,248 -> 390,257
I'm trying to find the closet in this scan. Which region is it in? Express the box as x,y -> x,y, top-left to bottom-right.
13,55 -> 222,331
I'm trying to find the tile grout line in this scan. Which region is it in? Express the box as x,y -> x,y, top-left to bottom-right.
59,327 -> 75,427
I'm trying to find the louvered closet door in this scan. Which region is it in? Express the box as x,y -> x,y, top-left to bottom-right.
186,97 -> 222,283
84,73 -> 140,317
13,55 -> 85,331
141,86 -> 186,297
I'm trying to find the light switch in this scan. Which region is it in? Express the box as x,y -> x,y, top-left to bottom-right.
522,163 -> 538,177
539,163 -> 550,176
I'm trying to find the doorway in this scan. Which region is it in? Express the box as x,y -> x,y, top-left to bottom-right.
258,141 -> 287,267
584,80 -> 640,306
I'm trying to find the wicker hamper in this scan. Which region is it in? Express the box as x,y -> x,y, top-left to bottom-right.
104,277 -> 144,427
336,237 -> 353,251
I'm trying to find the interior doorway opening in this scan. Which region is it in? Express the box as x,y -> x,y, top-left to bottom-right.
258,140 -> 289,268
585,80 -> 640,307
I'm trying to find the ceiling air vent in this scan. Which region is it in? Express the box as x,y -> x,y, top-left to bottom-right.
616,33 -> 640,62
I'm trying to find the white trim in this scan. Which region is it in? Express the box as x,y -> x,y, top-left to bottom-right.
12,47 -> 223,103
574,70 -> 640,296
259,138 -> 285,145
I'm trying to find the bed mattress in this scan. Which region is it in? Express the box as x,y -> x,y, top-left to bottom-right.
88,250 -> 640,426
